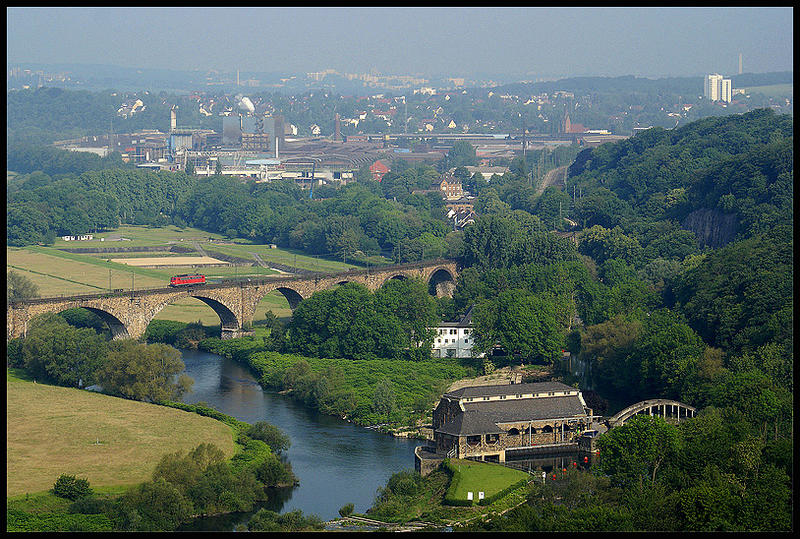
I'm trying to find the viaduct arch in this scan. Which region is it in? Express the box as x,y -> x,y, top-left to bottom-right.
8,259 -> 458,341
606,399 -> 697,428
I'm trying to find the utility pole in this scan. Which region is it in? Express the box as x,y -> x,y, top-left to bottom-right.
522,118 -> 527,160
404,96 -> 408,135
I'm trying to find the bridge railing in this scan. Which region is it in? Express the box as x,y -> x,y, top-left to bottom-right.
607,399 -> 697,427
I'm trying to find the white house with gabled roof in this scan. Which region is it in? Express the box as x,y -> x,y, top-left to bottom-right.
431,306 -> 483,359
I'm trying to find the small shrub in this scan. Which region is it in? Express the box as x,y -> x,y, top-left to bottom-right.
51,474 -> 93,500
338,503 -> 354,517
246,421 -> 291,453
68,496 -> 113,515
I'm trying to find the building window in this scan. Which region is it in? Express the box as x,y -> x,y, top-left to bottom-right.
486,434 -> 499,444
483,396 -> 489,401
467,435 -> 481,446
464,329 -> 469,335
500,395 -> 506,399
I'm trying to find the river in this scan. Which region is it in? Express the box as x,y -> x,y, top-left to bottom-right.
175,348 -> 421,529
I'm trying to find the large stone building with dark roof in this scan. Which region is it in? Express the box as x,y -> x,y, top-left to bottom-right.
430,381 -> 593,463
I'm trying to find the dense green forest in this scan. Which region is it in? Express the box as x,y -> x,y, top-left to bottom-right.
453,109 -> 792,531
6,150 -> 456,262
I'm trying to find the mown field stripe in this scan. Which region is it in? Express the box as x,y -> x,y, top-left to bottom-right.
26,246 -> 173,280
7,264 -> 107,290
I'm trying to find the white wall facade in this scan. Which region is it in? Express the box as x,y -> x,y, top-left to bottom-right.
720,79 -> 732,103
704,74 -> 732,103
432,326 -> 483,358
704,74 -> 723,101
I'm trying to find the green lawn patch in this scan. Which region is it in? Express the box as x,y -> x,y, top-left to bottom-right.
444,459 -> 530,506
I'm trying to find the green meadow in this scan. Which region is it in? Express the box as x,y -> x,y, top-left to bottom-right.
6,369 -> 235,497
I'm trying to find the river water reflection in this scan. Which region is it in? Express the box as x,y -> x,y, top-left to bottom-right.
176,349 -> 420,527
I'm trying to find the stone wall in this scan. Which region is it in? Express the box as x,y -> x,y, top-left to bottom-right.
415,446 -> 445,477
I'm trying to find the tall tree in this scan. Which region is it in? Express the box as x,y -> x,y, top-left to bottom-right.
18,313 -> 109,388
7,270 -> 40,302
374,278 -> 438,360
473,289 -> 564,364
597,415 -> 681,489
97,340 -> 193,402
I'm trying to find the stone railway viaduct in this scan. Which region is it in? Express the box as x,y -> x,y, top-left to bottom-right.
7,259 -> 458,341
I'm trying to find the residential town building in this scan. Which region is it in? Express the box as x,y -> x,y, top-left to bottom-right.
438,173 -> 464,200
369,159 -> 390,181
458,165 -> 510,179
450,209 -> 477,229
445,196 -> 475,213
704,73 -> 733,103
431,306 -> 482,359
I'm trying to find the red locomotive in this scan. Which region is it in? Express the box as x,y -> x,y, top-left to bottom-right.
169,274 -> 206,287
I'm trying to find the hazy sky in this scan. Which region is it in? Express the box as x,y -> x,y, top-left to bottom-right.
6,7 -> 794,79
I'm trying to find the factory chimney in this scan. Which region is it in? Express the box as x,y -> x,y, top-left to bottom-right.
334,113 -> 341,141
738,53 -> 743,75
170,108 -> 177,131
275,135 -> 279,159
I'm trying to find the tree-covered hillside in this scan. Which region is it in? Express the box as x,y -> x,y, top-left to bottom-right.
567,109 -> 792,243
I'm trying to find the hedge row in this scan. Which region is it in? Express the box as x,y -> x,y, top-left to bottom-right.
442,459 -> 470,506
158,400 -> 250,435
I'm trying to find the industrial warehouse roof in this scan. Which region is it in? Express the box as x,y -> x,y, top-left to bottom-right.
245,158 -> 281,165
444,381 -> 576,400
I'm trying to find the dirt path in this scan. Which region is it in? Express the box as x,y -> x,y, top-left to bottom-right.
535,165 -> 568,197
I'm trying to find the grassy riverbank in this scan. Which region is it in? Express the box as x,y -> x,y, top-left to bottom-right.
6,368 -> 236,498
198,337 -> 478,430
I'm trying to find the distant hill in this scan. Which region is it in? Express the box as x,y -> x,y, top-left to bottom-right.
491,71 -> 793,97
